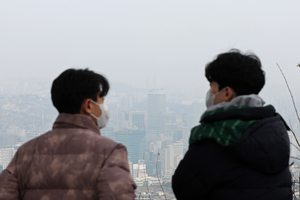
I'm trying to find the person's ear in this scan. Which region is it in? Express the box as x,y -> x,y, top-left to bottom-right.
80,99 -> 93,114
224,87 -> 236,102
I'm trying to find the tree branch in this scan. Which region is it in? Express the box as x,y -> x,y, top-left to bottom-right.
291,142 -> 300,152
277,63 -> 300,124
290,156 -> 300,161
156,153 -> 167,200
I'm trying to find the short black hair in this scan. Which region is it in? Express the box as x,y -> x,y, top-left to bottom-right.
51,68 -> 109,114
205,49 -> 265,96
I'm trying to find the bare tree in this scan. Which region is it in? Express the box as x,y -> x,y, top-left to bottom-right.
277,63 -> 300,199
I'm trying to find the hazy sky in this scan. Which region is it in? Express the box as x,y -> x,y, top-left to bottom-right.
1,0 -> 300,97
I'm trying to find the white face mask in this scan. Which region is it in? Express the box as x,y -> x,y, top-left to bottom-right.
90,100 -> 110,129
205,88 -> 225,108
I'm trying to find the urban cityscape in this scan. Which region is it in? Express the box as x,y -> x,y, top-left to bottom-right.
0,79 -> 300,199
1,0 -> 300,199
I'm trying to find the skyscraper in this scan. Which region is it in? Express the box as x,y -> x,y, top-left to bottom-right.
160,144 -> 175,179
130,111 -> 146,130
115,129 -> 146,164
117,111 -> 146,130
147,89 -> 166,141
160,147 -> 168,177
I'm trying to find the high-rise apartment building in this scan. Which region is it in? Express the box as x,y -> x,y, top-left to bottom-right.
160,144 -> 175,179
0,148 -> 15,169
147,89 -> 166,141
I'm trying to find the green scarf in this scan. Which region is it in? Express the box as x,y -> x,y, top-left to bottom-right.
189,106 -> 259,146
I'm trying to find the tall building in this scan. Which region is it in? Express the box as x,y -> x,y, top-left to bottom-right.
132,160 -> 147,179
160,147 -> 168,178
160,144 -> 175,179
146,161 -> 157,176
117,111 -> 146,130
173,141 -> 184,156
158,112 -> 176,134
182,100 -> 205,131
115,129 -> 146,164
191,100 -> 204,116
0,148 -> 15,169
165,123 -> 178,139
129,161 -> 133,175
174,155 -> 183,169
167,144 -> 174,173
0,165 -> 3,173
173,130 -> 183,142
130,111 -> 146,130
117,111 -> 130,130
147,89 -> 166,141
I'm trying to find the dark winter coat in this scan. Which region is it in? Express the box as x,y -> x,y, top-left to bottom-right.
172,105 -> 293,200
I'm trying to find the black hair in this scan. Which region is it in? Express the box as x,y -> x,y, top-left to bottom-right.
205,49 -> 265,96
51,68 -> 109,114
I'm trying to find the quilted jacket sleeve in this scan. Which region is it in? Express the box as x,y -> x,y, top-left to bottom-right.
97,143 -> 137,200
0,152 -> 20,200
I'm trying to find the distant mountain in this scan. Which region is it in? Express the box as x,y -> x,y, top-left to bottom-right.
109,82 -> 147,94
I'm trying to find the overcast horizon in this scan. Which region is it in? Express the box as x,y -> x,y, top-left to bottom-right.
1,1 -> 300,98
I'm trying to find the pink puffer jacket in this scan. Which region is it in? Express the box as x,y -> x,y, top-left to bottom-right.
0,113 -> 136,200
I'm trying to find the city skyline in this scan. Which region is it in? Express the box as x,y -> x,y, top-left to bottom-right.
1,1 -> 300,198
1,79 -> 300,198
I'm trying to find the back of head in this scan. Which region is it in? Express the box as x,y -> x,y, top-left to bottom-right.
205,49 -> 265,96
51,68 -> 109,114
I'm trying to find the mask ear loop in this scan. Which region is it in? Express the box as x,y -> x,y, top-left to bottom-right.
90,113 -> 98,120
215,87 -> 226,97
90,100 -> 99,106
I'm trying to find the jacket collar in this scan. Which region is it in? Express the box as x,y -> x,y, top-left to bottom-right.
201,105 -> 275,123
53,113 -> 100,135
200,105 -> 290,131
205,94 -> 265,113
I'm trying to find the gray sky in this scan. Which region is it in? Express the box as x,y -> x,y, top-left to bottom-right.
1,0 -> 300,97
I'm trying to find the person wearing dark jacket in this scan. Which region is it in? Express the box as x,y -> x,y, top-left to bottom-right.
172,50 -> 292,200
